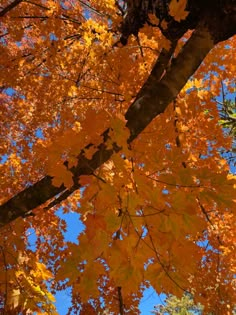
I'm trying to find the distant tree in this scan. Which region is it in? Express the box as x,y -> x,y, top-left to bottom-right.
219,98 -> 236,164
152,294 -> 203,315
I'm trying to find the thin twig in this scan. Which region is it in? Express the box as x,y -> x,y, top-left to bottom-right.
23,0 -> 50,10
0,246 -> 8,314
196,197 -> 213,225
117,286 -> 124,315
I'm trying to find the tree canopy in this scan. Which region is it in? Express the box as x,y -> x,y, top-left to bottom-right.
0,0 -> 235,314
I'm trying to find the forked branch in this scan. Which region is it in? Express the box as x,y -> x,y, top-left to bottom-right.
0,22 -> 234,226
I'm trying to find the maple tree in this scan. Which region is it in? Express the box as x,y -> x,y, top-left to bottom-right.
0,0 -> 236,314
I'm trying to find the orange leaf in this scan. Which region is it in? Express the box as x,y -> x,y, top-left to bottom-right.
169,0 -> 189,22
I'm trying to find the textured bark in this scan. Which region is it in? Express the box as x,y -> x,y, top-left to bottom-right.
126,25 -> 214,140
0,24 -> 218,226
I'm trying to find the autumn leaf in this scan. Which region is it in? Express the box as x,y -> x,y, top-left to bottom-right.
169,0 -> 189,22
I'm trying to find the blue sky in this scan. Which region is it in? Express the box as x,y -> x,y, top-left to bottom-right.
55,286 -> 164,314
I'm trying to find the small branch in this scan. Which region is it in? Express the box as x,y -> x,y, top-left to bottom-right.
61,13 -> 83,25
117,286 -> 124,315
91,173 -> 106,183
221,80 -> 225,105
146,175 -> 203,189
145,222 -> 188,293
79,0 -> 104,17
11,15 -> 48,18
0,246 -> 8,314
115,0 -> 125,15
23,0 -> 50,10
0,0 -> 23,17
196,197 -> 213,225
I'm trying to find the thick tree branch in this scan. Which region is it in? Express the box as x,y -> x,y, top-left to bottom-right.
0,24 -> 232,226
126,24 -> 214,140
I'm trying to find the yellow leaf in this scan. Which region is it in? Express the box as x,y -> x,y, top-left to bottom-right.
68,85 -> 77,97
72,121 -> 81,133
189,152 -> 197,162
36,262 -> 54,280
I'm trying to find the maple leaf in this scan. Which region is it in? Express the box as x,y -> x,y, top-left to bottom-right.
169,0 -> 189,22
